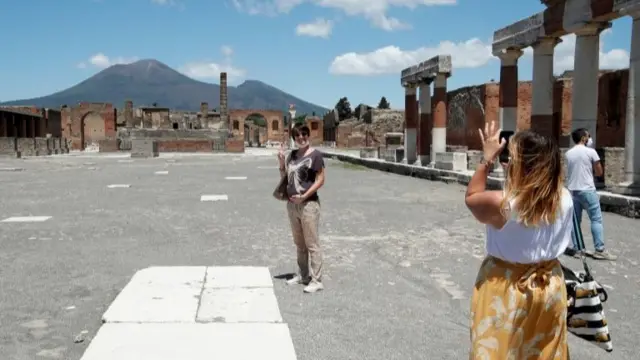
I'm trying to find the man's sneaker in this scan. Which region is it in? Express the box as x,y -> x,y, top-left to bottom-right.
564,248 -> 581,259
303,281 -> 324,293
286,275 -> 309,285
591,249 -> 618,261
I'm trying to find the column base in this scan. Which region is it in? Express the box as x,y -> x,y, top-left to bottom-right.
415,155 -> 431,167
610,181 -> 640,197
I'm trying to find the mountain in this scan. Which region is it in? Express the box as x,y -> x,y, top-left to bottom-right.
1,59 -> 329,116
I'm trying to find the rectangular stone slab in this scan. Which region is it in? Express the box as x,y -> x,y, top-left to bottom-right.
205,266 -> 274,288
196,288 -> 283,323
79,323 -> 298,360
102,267 -> 206,323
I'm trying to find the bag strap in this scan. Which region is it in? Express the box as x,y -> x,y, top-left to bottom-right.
571,206 -> 594,278
572,207 -> 586,251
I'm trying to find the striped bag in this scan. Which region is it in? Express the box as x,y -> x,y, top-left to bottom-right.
561,209 -> 613,352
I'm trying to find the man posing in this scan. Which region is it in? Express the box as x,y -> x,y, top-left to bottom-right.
564,128 -> 616,260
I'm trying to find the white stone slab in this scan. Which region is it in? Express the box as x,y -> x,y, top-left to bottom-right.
257,166 -> 279,169
118,159 -> 134,163
197,288 -> 283,323
107,184 -> 130,188
200,194 -> 228,201
79,323 -> 297,360
102,267 -> 206,323
205,266 -> 273,288
225,176 -> 247,180
155,170 -> 169,175
1,216 -> 51,222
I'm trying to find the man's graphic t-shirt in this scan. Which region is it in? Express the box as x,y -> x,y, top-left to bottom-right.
286,149 -> 324,201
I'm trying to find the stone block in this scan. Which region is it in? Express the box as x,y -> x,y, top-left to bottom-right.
157,140 -> 211,152
435,152 -> 467,172
131,139 -> 158,158
601,147 -> 625,189
98,139 -> 119,152
359,147 -> 377,159
492,12 -> 544,54
401,55 -> 452,85
380,147 -> 403,162
466,150 -> 483,171
0,138 -> 16,154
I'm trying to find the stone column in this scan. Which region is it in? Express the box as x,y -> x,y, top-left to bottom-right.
531,37 -> 560,138
200,102 -> 208,128
496,49 -> 523,132
418,79 -> 432,165
619,14 -> 640,194
431,73 -> 448,165
571,23 -> 609,145
403,84 -> 418,164
220,72 -> 228,130
124,100 -> 133,128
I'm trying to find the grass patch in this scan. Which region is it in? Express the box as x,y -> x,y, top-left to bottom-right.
330,161 -> 369,171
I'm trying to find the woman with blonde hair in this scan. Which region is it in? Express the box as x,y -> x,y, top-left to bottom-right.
465,122 -> 573,359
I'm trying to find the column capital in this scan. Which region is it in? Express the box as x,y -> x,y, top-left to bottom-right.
532,37 -> 561,55
573,22 -> 611,36
402,82 -> 418,89
495,48 -> 523,66
417,78 -> 433,87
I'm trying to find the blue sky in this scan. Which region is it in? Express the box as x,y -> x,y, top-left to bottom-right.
0,0 -> 634,110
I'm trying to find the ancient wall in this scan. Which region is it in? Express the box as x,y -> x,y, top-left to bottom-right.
61,102 -> 117,150
229,109 -> 283,143
306,117 -> 323,146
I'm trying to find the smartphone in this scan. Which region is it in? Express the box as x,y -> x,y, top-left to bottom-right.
498,130 -> 514,164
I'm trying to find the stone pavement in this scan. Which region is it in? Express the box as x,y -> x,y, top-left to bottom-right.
0,150 -> 638,359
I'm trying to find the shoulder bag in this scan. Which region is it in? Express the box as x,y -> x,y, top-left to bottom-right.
561,208 -> 613,352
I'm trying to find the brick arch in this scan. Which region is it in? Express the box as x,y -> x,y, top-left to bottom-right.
229,109 -> 283,144
62,102 -> 116,150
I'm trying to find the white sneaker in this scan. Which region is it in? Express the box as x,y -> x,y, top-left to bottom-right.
286,275 -> 306,285
303,281 -> 324,293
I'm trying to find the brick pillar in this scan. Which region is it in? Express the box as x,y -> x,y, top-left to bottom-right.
220,72 -> 228,130
431,73 -> 448,164
531,37 -> 560,138
418,80 -> 432,165
571,23 -> 609,146
402,85 -> 418,164
496,49 -> 522,132
124,100 -> 133,128
200,102 -> 208,127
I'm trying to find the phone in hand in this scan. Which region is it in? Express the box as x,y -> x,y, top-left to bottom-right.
498,131 -> 514,164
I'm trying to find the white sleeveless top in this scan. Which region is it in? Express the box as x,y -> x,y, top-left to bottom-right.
485,188 -> 574,264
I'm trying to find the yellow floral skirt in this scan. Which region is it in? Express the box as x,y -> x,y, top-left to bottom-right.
470,256 -> 569,360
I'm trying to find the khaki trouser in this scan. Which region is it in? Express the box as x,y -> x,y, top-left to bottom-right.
286,200 -> 323,283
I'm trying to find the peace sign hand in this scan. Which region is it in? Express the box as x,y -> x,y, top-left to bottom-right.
478,121 -> 506,164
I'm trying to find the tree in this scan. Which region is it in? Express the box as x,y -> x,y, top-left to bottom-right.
294,114 -> 307,124
335,97 -> 353,121
377,96 -> 390,109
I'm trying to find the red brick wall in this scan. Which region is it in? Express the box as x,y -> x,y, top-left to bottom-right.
225,139 -> 244,153
157,140 -> 212,152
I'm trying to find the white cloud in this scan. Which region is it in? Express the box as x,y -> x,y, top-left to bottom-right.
296,18 -> 333,38
77,53 -> 139,69
329,29 -> 630,76
232,0 -> 456,30
329,38 -> 492,75
523,29 -> 629,74
179,46 -> 246,84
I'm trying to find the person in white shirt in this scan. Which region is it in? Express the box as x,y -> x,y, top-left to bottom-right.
564,128 -> 616,260
465,123 -> 572,359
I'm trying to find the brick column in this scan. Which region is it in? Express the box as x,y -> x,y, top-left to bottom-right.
531,37 -> 560,138
220,72 -> 228,130
496,49 -> 522,132
200,102 -> 208,127
124,100 -> 133,128
418,79 -> 432,165
431,73 -> 447,165
403,85 -> 418,164
571,23 -> 609,145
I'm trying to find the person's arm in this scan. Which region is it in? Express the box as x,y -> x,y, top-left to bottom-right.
464,160 -> 506,228
591,149 -> 604,177
302,154 -> 325,199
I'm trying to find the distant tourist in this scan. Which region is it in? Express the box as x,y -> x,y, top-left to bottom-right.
277,123 -> 325,293
465,124 -> 573,359
564,128 -> 616,260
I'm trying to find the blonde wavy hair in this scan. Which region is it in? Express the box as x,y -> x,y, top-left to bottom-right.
500,130 -> 564,226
